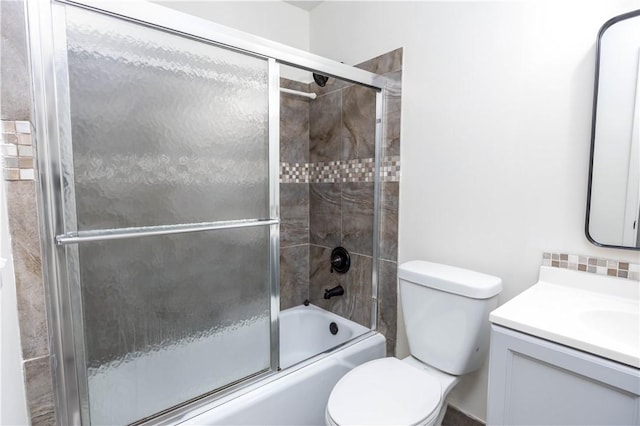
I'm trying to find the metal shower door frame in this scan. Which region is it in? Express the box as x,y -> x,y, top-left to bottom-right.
25,0 -> 391,424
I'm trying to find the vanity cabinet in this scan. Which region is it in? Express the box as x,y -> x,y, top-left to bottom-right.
487,325 -> 640,425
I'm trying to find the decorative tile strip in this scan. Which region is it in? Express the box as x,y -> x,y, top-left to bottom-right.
1,120 -> 35,181
342,158 -> 375,182
310,160 -> 343,183
542,252 -> 639,281
280,156 -> 400,184
280,162 -> 310,183
381,156 -> 401,182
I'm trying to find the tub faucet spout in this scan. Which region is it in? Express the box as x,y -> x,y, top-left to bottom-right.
324,285 -> 344,299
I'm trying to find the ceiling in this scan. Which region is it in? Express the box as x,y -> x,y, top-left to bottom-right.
284,1 -> 323,11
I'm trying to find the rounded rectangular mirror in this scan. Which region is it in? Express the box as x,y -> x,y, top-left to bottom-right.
587,9 -> 640,250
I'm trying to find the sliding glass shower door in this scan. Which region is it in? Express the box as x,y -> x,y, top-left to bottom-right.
51,4 -> 278,424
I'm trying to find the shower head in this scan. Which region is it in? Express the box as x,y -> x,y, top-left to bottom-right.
313,73 -> 329,87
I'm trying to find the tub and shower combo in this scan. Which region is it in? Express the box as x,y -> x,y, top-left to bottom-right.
90,305 -> 384,425
27,1 -> 394,424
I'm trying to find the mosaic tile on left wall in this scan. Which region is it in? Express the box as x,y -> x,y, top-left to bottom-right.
1,120 -> 35,181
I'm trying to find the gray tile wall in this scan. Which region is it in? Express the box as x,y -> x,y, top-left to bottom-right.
1,0 -> 31,121
1,1 -> 56,424
279,78 -> 311,310
373,54 -> 402,356
307,49 -> 403,356
309,244 -> 373,327
279,49 -> 402,357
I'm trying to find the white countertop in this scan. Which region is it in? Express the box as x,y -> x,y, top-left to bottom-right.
490,266 -> 640,368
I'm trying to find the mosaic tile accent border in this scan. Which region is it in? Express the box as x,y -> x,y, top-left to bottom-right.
1,120 -> 35,181
280,162 -> 311,183
381,156 -> 401,182
280,156 -> 400,183
310,160 -> 343,182
543,252 -> 639,281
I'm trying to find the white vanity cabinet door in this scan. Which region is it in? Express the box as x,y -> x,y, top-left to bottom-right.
487,325 -> 640,426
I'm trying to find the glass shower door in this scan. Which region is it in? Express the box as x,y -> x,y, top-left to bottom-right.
53,4 -> 277,424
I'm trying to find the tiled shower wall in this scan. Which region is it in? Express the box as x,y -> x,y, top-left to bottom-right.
279,48 -> 403,355
1,1 -> 400,420
1,0 -> 56,424
279,78 -> 311,309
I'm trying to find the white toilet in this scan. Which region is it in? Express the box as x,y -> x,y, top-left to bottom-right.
325,260 -> 502,426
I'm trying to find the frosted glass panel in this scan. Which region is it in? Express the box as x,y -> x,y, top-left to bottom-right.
65,7 -> 269,230
79,227 -> 271,424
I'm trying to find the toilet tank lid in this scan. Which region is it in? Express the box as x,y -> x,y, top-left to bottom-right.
398,261 -> 502,299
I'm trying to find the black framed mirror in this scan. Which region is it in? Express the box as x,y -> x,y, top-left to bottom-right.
586,9 -> 640,250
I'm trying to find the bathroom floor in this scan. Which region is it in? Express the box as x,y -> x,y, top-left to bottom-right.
442,406 -> 483,426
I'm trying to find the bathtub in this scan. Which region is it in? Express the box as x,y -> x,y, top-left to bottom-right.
279,303 -> 376,368
175,304 -> 386,425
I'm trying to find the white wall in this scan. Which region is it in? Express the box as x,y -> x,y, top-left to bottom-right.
158,1 -> 311,81
0,180 -> 29,424
309,0 -> 640,421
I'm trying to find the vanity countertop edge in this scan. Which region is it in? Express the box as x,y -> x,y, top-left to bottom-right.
489,266 -> 640,368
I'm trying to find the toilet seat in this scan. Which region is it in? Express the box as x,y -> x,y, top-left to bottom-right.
326,358 -> 443,426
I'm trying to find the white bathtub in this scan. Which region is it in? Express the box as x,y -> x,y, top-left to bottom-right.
280,304 -> 372,368
176,304 -> 386,425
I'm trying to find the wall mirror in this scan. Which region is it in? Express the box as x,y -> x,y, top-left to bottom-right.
586,9 -> 640,250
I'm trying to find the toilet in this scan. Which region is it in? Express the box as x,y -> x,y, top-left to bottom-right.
325,260 -> 502,426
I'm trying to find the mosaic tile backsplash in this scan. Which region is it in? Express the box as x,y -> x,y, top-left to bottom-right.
1,120 -> 35,181
543,252 -> 639,280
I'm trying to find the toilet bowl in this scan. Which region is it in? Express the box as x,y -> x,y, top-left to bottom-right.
325,261 -> 502,426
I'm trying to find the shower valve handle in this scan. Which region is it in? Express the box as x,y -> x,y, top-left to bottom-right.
329,247 -> 350,274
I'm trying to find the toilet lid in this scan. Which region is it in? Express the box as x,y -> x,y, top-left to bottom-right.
327,358 -> 442,426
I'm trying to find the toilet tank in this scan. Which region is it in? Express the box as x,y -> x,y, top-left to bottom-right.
398,261 -> 502,375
